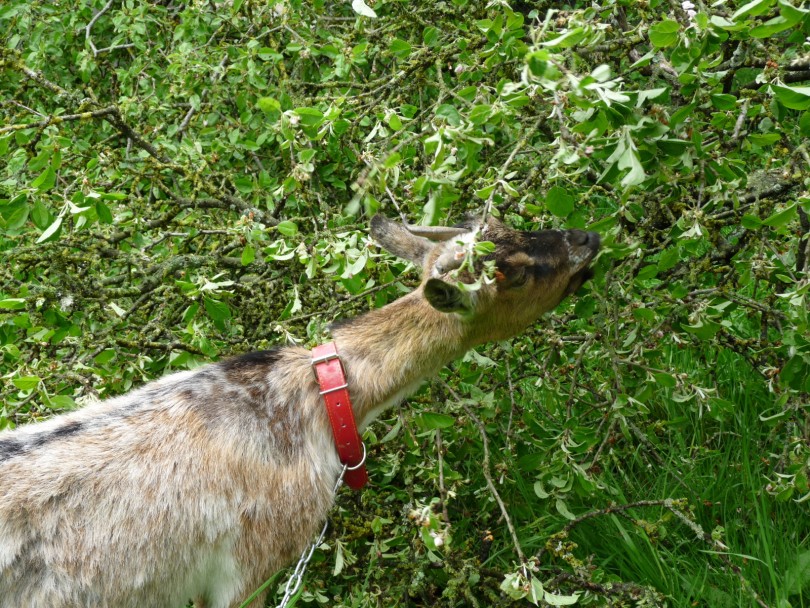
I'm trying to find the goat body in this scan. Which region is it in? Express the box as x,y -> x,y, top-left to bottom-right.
0,215 -> 599,607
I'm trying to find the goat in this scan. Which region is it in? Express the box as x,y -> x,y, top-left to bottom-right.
0,214 -> 600,608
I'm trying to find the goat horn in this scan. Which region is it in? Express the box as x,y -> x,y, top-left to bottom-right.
405,224 -> 469,241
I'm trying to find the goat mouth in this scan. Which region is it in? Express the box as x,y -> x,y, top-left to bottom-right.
565,265 -> 595,296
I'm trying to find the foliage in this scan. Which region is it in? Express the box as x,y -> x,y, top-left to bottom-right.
1,0 -> 809,606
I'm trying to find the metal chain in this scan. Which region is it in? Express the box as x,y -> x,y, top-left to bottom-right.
274,464 -> 348,608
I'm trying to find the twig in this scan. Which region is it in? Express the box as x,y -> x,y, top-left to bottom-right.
15,62 -> 75,99
482,116 -> 544,223
83,0 -> 133,56
440,379 -> 528,576
548,568 -> 660,601
434,430 -> 451,525
729,99 -> 750,145
104,107 -> 172,164
85,0 -> 114,41
0,107 -> 117,134
587,416 -> 616,471
385,186 -> 409,224
565,335 -> 595,420
8,100 -> 45,117
500,358 -> 517,484
95,42 -> 135,55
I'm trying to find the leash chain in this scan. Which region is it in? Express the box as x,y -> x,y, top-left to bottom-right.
274,465 -> 347,608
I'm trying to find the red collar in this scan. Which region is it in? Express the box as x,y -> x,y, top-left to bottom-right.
311,342 -> 368,490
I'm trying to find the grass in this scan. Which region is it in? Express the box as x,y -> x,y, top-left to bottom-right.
556,346 -> 810,607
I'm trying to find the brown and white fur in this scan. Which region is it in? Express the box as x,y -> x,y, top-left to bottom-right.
0,214 -> 600,608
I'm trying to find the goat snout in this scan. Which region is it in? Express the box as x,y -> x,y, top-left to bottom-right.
567,229 -> 601,249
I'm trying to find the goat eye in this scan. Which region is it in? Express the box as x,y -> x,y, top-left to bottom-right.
512,269 -> 529,287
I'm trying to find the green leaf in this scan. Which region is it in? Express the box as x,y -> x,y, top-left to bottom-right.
333,541 -> 345,576
771,84 -> 810,110
540,27 -> 586,48
277,220 -> 298,236
423,26 -> 439,46
649,19 -> 680,48
257,97 -> 281,115
654,373 -> 677,388
31,166 -> 56,192
500,573 -> 527,600
383,152 -> 401,168
469,104 -> 493,125
799,111 -> 810,136
94,349 -> 117,365
750,16 -> 793,37
711,94 -> 737,110
732,0 -> 774,20
474,240 -> 495,255
0,298 -> 26,310
435,104 -> 461,126
784,551 -> 810,596
0,198 -> 29,231
636,87 -> 668,107
203,297 -> 232,322
544,591 -> 580,606
95,201 -> 113,224
750,2 -> 806,37
293,107 -> 324,127
36,216 -> 62,243
233,176 -> 253,193
389,38 -> 412,58
633,307 -> 656,322
710,15 -> 748,30
682,319 -> 721,340
742,214 -> 763,229
98,191 -> 127,201
386,113 -> 402,130
618,145 -> 646,187
47,395 -> 77,410
475,184 -> 496,200
351,0 -> 377,18
0,4 -> 25,19
747,133 -> 781,146
13,375 -> 41,390
417,412 -> 455,430
574,296 -> 596,319
529,578 -> 545,605
670,103 -> 697,130
182,302 -> 200,324
518,453 -> 544,471
657,247 -> 680,271
241,244 -> 255,266
546,186 -> 574,217
533,481 -> 550,499
555,498 -> 576,520
763,203 -> 797,228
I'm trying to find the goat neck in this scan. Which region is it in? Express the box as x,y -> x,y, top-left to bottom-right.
329,287 -> 468,430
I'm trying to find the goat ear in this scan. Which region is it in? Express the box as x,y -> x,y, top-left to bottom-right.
370,215 -> 432,267
424,278 -> 471,313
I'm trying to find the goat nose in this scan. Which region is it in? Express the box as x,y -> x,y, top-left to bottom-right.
572,230 -> 601,248
568,230 -> 593,247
